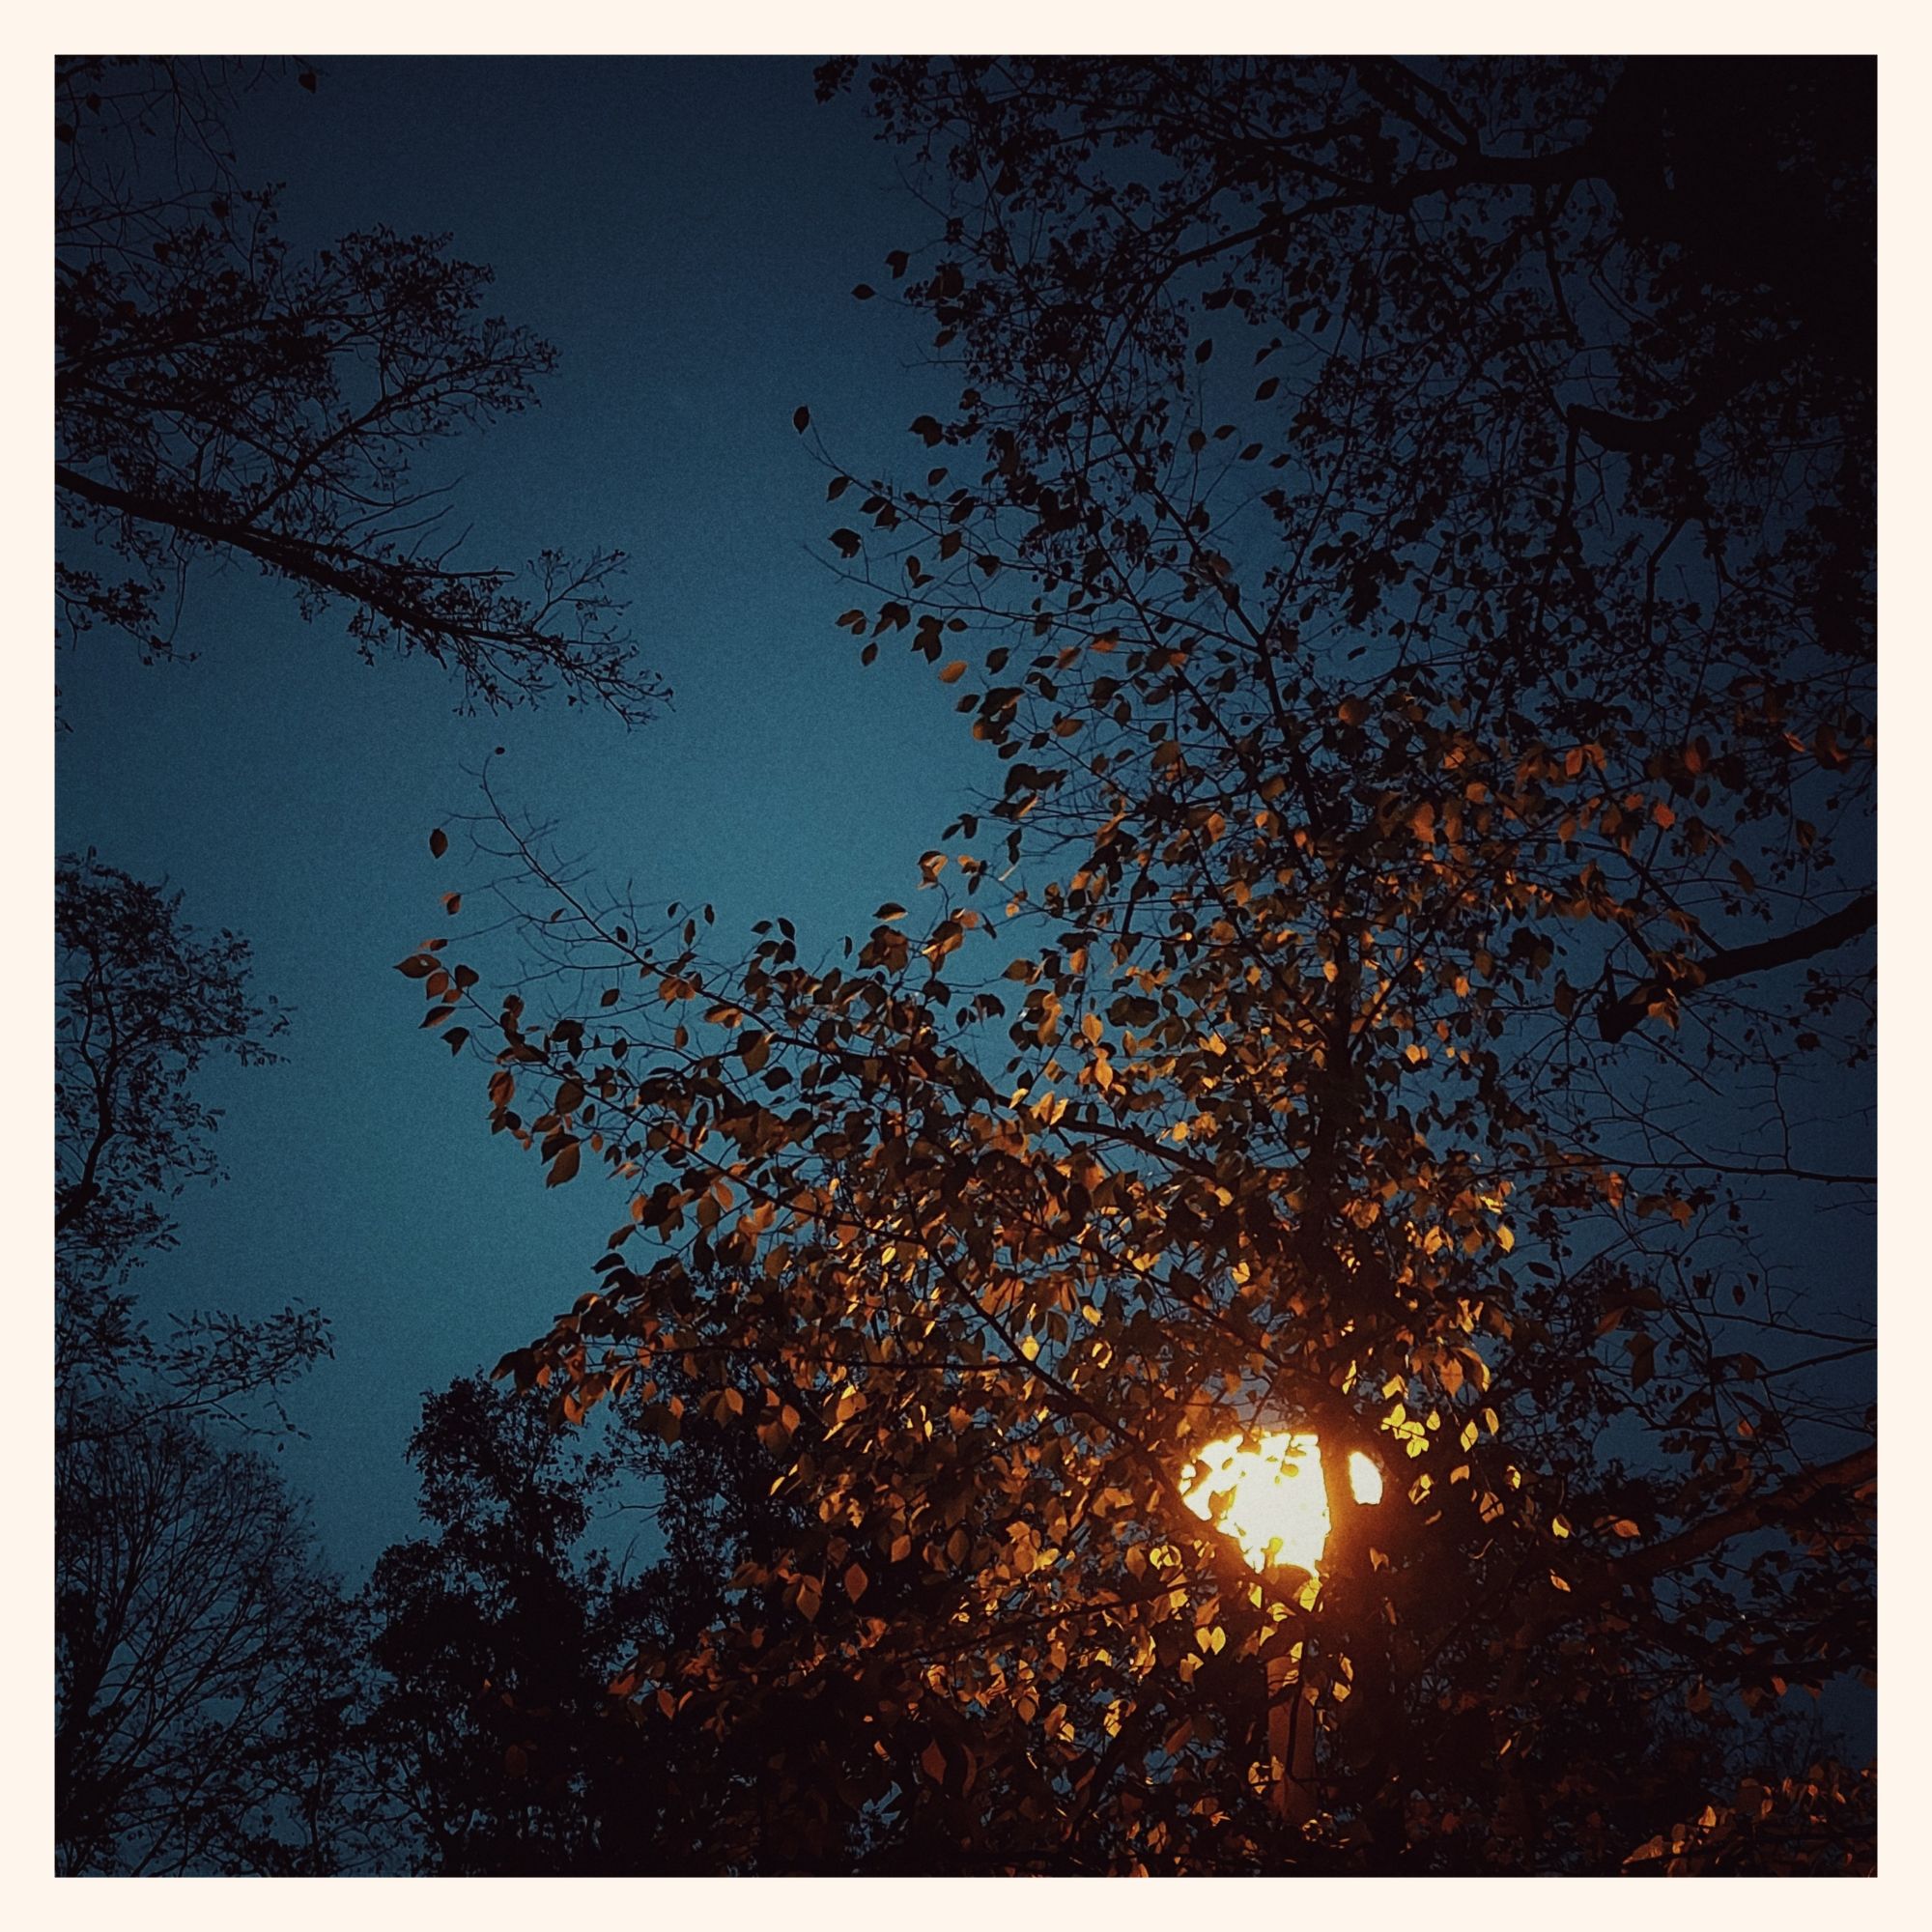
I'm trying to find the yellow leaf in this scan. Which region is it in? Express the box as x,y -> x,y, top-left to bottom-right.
939,660 -> 968,683
1549,1571 -> 1571,1592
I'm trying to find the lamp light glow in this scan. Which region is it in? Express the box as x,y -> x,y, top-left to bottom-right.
1181,1432 -> 1383,1574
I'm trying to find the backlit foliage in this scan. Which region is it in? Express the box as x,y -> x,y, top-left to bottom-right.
407,58 -> 1873,1872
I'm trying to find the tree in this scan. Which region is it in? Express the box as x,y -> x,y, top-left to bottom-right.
54,1405 -> 371,1874
57,851 -> 281,1248
408,57 -> 1873,1872
364,1355 -> 1074,1875
56,851 -> 325,1425
359,1376 -> 655,1874
54,857 -> 378,1872
55,55 -> 668,1873
57,57 -> 659,720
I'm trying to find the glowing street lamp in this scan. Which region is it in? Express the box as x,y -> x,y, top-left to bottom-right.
1181,1431 -> 1383,1575
1180,1431 -> 1384,1823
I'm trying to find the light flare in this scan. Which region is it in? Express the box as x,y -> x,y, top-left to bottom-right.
1181,1432 -> 1384,1574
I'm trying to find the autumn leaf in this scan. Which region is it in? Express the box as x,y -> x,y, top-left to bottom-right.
1628,1334 -> 1657,1389
393,59 -> 1875,1877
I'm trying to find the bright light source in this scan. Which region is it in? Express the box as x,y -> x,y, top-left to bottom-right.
1181,1432 -> 1382,1574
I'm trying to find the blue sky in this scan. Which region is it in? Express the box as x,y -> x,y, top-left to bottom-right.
56,57 -> 1875,1622
57,57 -> 998,1575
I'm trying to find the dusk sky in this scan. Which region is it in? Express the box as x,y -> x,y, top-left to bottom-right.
49,47 -> 1883,1882
58,56 -> 994,1575
58,55 -> 1877,1590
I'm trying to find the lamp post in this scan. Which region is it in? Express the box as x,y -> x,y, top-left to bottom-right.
1181,1431 -> 1382,1824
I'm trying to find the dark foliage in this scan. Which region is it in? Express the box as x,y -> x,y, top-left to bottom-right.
53,859 -> 377,1872
54,1406 -> 371,1874
54,852 -> 325,1417
359,1378 -> 655,1874
417,58 -> 1874,1874
56,57 -> 661,720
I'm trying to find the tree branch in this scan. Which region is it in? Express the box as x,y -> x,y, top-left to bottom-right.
1598,891 -> 1875,1042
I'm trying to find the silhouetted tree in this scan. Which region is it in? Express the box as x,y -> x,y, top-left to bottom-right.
366,1353 -> 1074,1874
409,57 -> 1873,1875
56,57 -> 659,719
54,857 -> 377,1871
57,852 -> 282,1246
53,51 -> 668,1878
359,1377 -> 662,1873
54,1405 -> 370,1873
56,851 -> 324,1425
